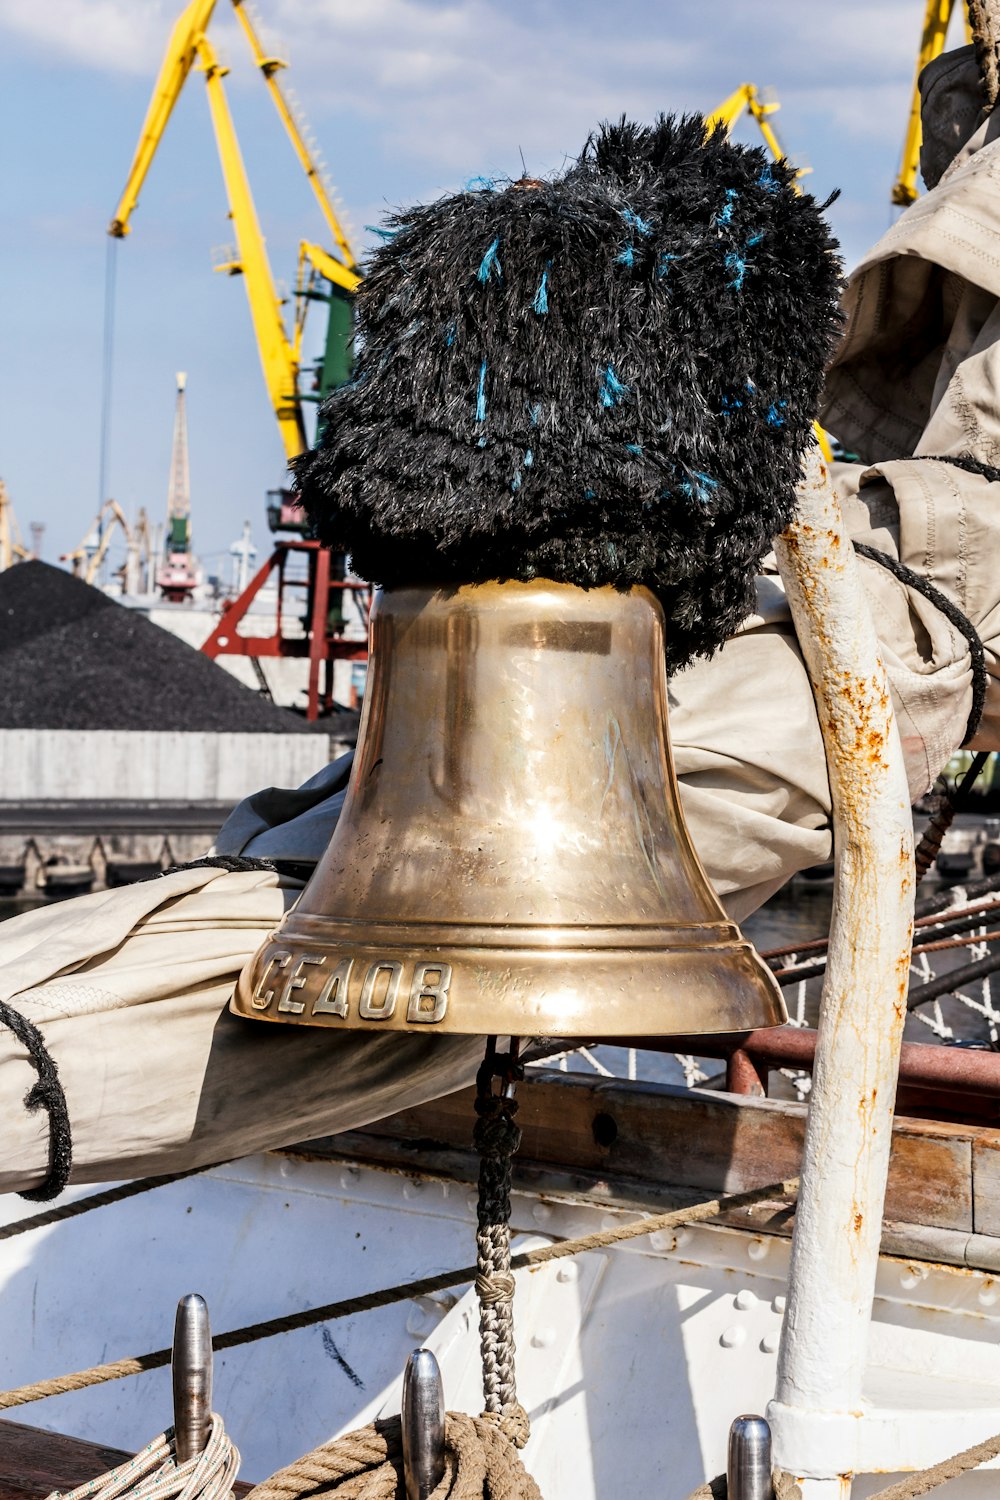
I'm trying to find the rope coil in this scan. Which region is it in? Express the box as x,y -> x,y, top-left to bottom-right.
49,1415 -> 239,1500
243,1413 -> 541,1500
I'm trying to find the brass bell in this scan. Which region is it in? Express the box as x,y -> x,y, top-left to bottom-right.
232,580 -> 786,1037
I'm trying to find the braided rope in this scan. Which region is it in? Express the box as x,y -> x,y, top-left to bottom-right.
864,1426 -> 1000,1500
0,1178 -> 799,1411
48,1415 -> 239,1500
473,1092 -> 525,1445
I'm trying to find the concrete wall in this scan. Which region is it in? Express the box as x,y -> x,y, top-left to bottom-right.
0,729 -> 331,801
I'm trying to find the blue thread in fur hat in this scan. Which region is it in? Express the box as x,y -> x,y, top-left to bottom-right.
296,114 -> 842,673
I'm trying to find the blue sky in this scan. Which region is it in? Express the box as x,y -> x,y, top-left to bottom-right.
0,0 -> 960,576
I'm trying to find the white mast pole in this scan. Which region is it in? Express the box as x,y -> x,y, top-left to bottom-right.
768,446 -> 915,1497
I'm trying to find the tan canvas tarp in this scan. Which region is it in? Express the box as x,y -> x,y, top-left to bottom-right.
0,865 -> 484,1191
2,47 -> 1000,1193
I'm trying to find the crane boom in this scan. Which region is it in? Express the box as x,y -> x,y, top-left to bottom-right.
299,241 -> 362,297
107,0 -> 358,461
197,34 -> 306,460
709,84 -> 831,463
892,0 -> 970,206
705,84 -> 810,185
706,84 -> 785,164
61,499 -> 133,585
106,0 -> 364,715
0,481 -> 31,571
230,0 -> 360,274
108,0 -> 219,237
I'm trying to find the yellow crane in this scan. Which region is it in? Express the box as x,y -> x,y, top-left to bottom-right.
124,508 -> 155,596
61,499 -> 134,586
706,85 -> 806,180
108,0 -> 361,465
0,481 -> 32,572
708,86 -> 832,462
893,0 -> 972,205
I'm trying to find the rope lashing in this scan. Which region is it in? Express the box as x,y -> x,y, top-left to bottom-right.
0,1177 -> 800,1411
47,1415 -> 239,1500
0,997 -> 72,1203
853,541 -> 987,748
683,1472 -> 802,1500
244,1413 -> 542,1500
909,752 -> 989,887
473,1039 -> 528,1447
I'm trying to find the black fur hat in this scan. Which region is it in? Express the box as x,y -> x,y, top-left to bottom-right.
296,115 -> 842,671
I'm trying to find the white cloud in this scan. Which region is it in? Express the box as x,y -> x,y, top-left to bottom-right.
0,0 -> 962,217
0,0 -> 173,73
253,0 -> 707,175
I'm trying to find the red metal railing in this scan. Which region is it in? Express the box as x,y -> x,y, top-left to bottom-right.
598,1028 -> 1000,1121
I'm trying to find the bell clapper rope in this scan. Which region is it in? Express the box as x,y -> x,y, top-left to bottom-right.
473,1035 -> 530,1449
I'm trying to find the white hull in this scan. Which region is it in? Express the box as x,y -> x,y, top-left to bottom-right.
2,1145 -> 999,1496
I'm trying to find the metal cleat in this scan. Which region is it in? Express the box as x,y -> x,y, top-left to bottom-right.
728,1414 -> 773,1500
172,1293 -> 213,1463
401,1347 -> 446,1500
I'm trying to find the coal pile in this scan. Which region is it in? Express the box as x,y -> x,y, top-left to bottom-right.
0,562 -> 315,734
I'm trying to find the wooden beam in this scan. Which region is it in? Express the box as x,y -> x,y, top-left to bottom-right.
0,1418 -> 251,1500
297,1069 -> 996,1236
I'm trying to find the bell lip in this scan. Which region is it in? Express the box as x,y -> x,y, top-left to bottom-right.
374,576 -> 664,611
231,933 -> 787,1037
282,914 -> 747,949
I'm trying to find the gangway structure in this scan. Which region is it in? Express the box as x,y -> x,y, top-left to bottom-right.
108,0 -> 366,717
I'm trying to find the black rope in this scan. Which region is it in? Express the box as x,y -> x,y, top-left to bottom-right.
163,854 -> 279,876
853,541 -> 987,746
472,1037 -> 529,1449
923,454 -> 1000,487
911,752 -> 991,885
0,1001 -> 72,1203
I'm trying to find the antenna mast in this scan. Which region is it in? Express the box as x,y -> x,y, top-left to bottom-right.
158,372 -> 198,601
167,372 -> 191,549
